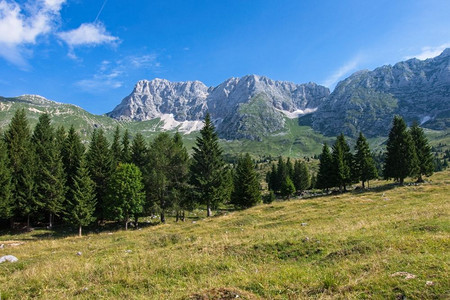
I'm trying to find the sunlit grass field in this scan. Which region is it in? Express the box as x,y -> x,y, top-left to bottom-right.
0,171 -> 449,299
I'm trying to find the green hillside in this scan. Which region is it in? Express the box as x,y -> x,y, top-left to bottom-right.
0,171 -> 448,299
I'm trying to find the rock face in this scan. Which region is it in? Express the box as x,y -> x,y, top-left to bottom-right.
312,49 -> 450,137
108,75 -> 330,140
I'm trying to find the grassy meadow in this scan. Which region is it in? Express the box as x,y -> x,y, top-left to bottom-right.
0,171 -> 449,299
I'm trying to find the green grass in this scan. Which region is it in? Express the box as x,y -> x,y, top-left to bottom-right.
1,171 -> 449,299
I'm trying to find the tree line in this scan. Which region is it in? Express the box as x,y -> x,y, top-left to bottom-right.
277,115 -> 433,194
0,111 -> 262,235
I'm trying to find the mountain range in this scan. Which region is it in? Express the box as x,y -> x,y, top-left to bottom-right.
1,49 -> 449,155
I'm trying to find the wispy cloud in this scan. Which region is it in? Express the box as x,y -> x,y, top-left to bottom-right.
75,54 -> 160,92
404,43 -> 450,60
0,0 -> 66,67
321,55 -> 362,88
58,22 -> 119,47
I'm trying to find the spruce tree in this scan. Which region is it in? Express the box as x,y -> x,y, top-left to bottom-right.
384,116 -> 418,185
54,126 -> 66,155
275,157 -> 287,192
280,176 -> 295,199
410,122 -> 434,182
354,132 -> 378,188
266,163 -> 278,192
4,109 -> 36,228
121,129 -> 132,164
111,126 -> 122,168
332,134 -> 352,191
231,153 -> 261,208
170,132 -> 191,221
106,163 -> 144,230
131,132 -> 149,171
0,138 -> 13,220
86,129 -> 113,222
293,160 -> 310,193
316,143 -> 333,191
65,157 -> 96,237
286,157 -> 294,181
62,126 -> 85,209
190,113 -> 227,217
32,113 -> 66,228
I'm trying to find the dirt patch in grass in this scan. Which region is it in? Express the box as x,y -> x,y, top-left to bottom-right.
186,287 -> 259,300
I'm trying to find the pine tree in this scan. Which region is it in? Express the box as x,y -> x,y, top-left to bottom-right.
410,122 -> 434,182
316,143 -> 333,191
293,160 -> 310,193
4,109 -> 36,228
65,157 -> 96,237
111,126 -> 122,168
354,132 -> 378,188
86,129 -> 113,222
384,116 -> 418,185
231,153 -> 261,208
170,132 -> 191,220
62,126 -> 85,209
266,163 -> 278,192
332,134 -> 352,191
32,113 -> 66,228
54,126 -> 66,154
190,113 -> 227,217
0,137 -> 13,220
280,176 -> 295,199
286,157 -> 294,181
275,157 -> 287,192
121,129 -> 132,164
131,132 -> 148,171
106,163 -> 144,230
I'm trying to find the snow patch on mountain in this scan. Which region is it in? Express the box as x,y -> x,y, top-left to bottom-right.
159,114 -> 204,134
278,107 -> 318,119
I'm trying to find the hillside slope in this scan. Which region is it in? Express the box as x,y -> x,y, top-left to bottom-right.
1,171 -> 448,299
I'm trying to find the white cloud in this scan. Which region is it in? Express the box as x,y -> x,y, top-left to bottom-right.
0,0 -> 65,66
58,22 -> 119,47
404,43 -> 450,60
321,55 -> 362,89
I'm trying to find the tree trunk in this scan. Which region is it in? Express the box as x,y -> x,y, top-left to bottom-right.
27,215 -> 30,229
182,210 -> 185,222
362,181 -> 365,189
134,216 -> 139,229
10,217 -> 14,229
79,225 -> 82,237
160,212 -> 165,223
207,206 -> 212,217
176,211 -> 179,222
417,175 -> 424,183
399,177 -> 404,185
49,213 -> 53,229
125,219 -> 128,231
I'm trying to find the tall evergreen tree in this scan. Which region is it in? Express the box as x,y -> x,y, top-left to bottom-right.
354,132 -> 378,188
54,126 -> 66,155
384,116 -> 418,185
293,160 -> 310,193
121,129 -> 132,163
275,157 -> 287,192
266,163 -> 278,192
190,113 -> 227,217
32,113 -> 66,228
131,132 -> 148,171
170,132 -> 191,221
316,143 -> 333,191
280,176 -> 295,199
4,109 -> 36,228
62,126 -> 85,208
106,163 -> 144,230
332,134 -> 352,191
111,126 -> 122,168
86,129 -> 113,222
231,153 -> 261,208
64,157 -> 96,237
0,137 -> 13,221
286,157 -> 294,181
410,122 -> 434,182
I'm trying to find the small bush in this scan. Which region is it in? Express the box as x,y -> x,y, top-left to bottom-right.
263,191 -> 276,204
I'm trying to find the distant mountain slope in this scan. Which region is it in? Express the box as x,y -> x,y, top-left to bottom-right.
312,49 -> 450,137
0,95 -> 120,140
107,75 -> 330,140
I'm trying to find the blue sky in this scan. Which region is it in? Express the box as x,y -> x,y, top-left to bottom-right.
1,0 -> 450,114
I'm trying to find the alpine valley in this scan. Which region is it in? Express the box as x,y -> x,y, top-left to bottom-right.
1,49 -> 449,157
